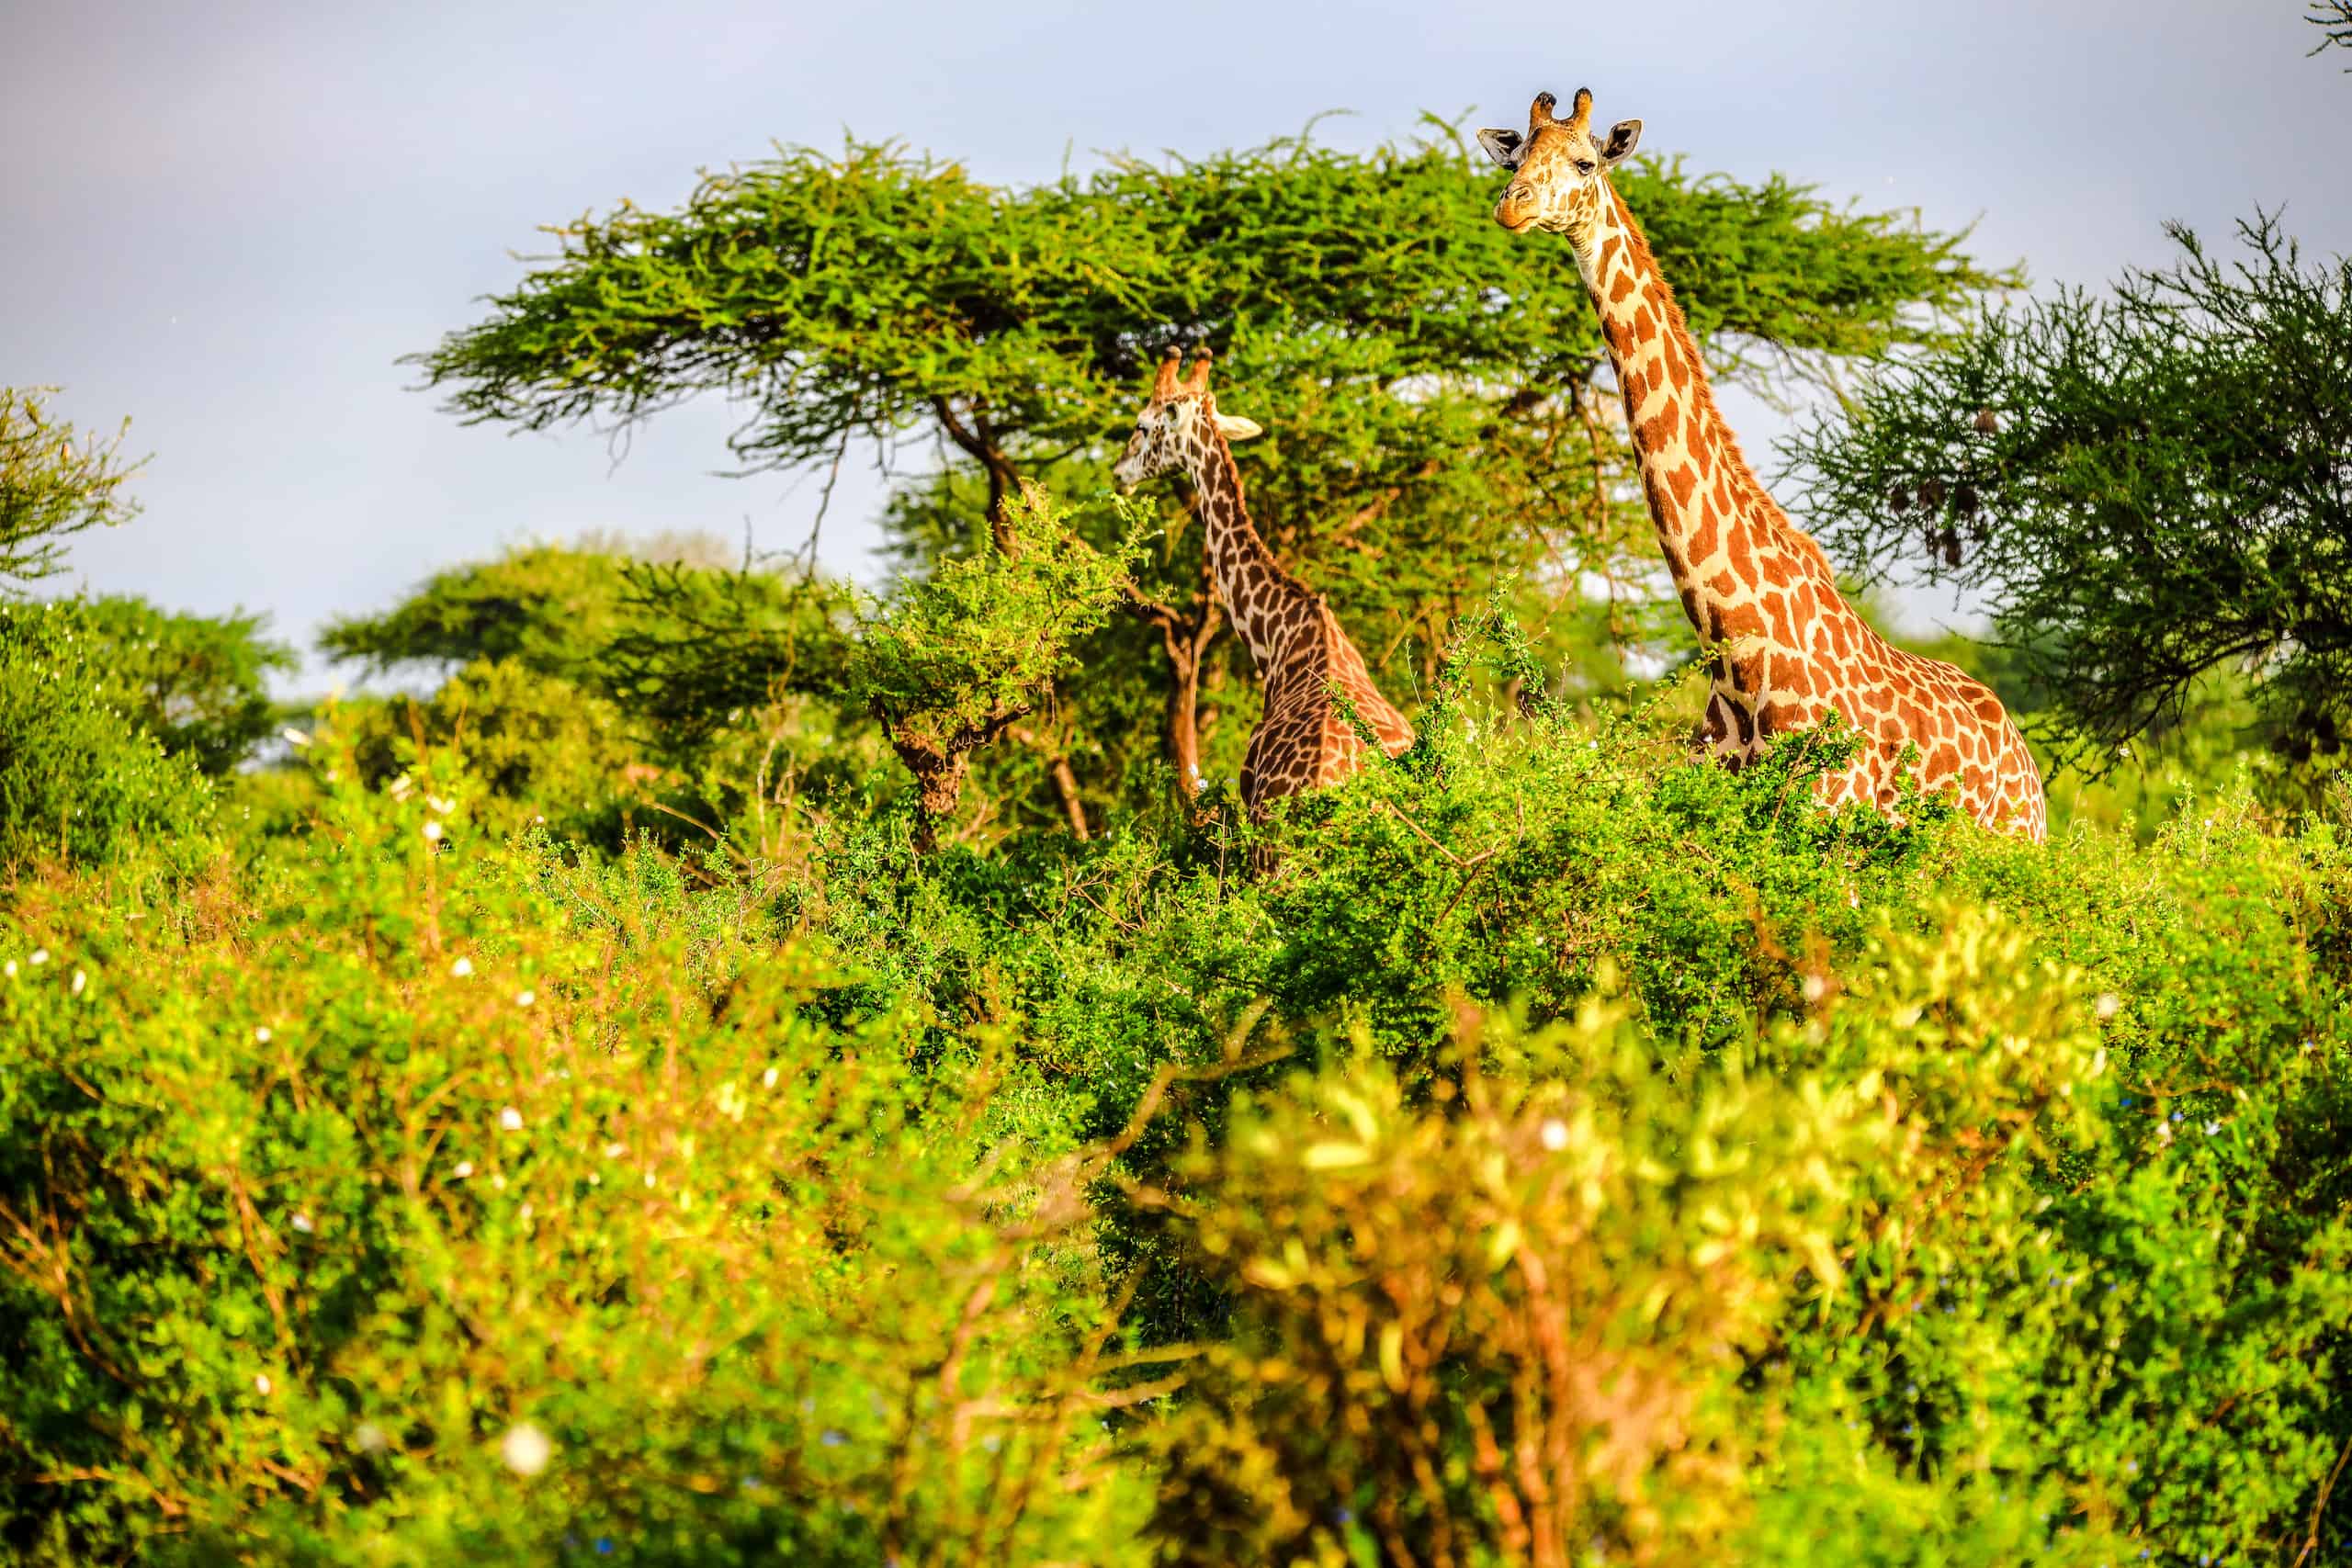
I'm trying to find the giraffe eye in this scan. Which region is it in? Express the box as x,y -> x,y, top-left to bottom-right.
1575,159 -> 1597,175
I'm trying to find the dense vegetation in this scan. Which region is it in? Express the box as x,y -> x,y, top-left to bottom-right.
5,76 -> 2350,1568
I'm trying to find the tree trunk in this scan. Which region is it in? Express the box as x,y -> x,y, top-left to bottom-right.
1014,727 -> 1092,840
879,700 -> 1023,854
1165,638 -> 1204,796
1131,578 -> 1223,814
930,396 -> 1024,555
1046,754 -> 1091,840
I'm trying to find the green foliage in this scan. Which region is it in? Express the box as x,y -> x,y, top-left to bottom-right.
843,486 -> 1137,833
594,561 -> 853,755
316,537 -> 864,854
1151,920 -> 2122,1566
0,389 -> 142,589
1785,213 -> 2352,780
0,601 -> 214,871
319,534 -> 742,682
62,595 -> 293,774
323,659 -> 649,840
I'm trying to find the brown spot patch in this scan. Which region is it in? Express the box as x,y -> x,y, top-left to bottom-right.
1728,521 -> 1755,582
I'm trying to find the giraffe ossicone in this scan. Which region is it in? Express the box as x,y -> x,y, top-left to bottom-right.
1114,345 -> 1414,816
1479,89 -> 2048,841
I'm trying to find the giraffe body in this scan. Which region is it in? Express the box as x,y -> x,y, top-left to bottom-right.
1114,348 -> 1414,814
1481,91 -> 2045,840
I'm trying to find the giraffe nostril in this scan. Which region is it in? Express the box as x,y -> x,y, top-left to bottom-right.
1510,184 -> 1534,203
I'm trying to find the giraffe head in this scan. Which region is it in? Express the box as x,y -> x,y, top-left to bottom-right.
1111,346 -> 1263,491
1477,88 -> 1642,240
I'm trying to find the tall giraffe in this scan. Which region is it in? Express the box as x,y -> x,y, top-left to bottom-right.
1113,346 -> 1415,813
1478,88 -> 2046,840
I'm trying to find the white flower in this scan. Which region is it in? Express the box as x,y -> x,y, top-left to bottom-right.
644,1172 -> 657,1189
389,773 -> 413,801
604,1142 -> 625,1159
281,727 -> 311,748
254,1026 -> 273,1043
28,948 -> 48,966
254,1374 -> 273,1396
354,1422 -> 389,1454
761,1066 -> 779,1089
427,795 -> 455,816
422,819 -> 445,843
501,1421 -> 553,1477
452,1161 -> 474,1179
2095,992 -> 2121,1020
449,957 -> 473,977
70,969 -> 86,996
2204,1121 -> 2222,1136
3,961 -> 15,978
499,1107 -> 524,1132
515,989 -> 536,1008
1539,1118 -> 1569,1152
291,1213 -> 313,1234
1802,974 -> 1826,1003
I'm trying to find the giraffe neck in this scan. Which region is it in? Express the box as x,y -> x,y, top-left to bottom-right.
1572,181 -> 1856,659
1181,429 -> 1321,668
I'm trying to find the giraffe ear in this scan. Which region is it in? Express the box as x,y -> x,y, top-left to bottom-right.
1214,413 -> 1264,443
1476,128 -> 1526,169
1599,118 -> 1642,166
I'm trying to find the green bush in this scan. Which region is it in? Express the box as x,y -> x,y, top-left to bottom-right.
65,595 -> 293,775
0,600 -> 215,871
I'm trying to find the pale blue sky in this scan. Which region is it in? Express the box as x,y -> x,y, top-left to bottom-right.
6,0 -> 2346,685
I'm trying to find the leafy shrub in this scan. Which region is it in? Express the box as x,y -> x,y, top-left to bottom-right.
324,659 -> 650,843
62,595 -> 292,774
318,536 -> 742,682
0,600 -> 214,871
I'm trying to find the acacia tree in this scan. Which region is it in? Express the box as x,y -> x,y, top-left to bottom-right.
417,127 -> 2004,829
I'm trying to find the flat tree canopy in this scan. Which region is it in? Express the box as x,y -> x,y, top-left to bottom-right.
1786,214 -> 2352,768
416,126 -> 2008,827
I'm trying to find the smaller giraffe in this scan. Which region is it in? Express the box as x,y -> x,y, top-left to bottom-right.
1113,346 -> 1414,814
